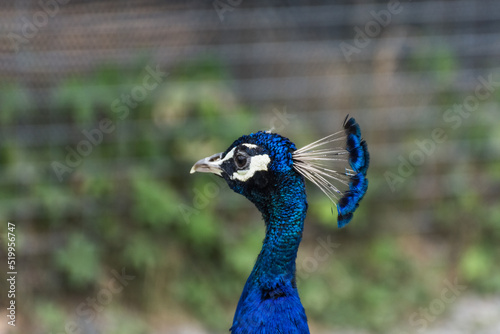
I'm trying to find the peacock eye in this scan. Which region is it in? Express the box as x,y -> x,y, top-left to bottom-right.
234,153 -> 249,169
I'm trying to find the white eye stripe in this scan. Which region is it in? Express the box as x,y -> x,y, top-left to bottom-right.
241,143 -> 259,149
231,154 -> 270,182
215,147 -> 236,166
222,144 -> 259,164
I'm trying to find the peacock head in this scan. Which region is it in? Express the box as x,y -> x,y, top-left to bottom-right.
190,132 -> 298,209
191,116 -> 370,227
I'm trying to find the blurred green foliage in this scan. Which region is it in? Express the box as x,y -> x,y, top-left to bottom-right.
1,54 -> 499,334
55,233 -> 101,287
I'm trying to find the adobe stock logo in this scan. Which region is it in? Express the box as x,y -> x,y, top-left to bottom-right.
49,268 -> 135,334
406,277 -> 467,333
296,235 -> 340,283
385,74 -> 500,192
339,0 -> 404,63
212,0 -> 243,22
8,0 -> 70,53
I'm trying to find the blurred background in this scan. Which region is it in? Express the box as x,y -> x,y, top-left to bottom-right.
1,1 -> 500,333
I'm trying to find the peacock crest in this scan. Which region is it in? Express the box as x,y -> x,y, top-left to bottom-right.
292,116 -> 369,227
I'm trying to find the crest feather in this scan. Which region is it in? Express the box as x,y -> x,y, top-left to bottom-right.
293,116 -> 370,227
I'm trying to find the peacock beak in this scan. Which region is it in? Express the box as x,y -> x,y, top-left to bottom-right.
190,152 -> 224,176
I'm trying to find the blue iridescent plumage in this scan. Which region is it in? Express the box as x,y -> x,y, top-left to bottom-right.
336,116 -> 370,227
190,116 -> 369,333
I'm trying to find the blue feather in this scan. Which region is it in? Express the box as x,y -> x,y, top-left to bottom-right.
335,117 -> 370,227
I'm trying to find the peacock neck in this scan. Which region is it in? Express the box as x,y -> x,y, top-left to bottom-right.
231,174 -> 311,333
250,177 -> 308,286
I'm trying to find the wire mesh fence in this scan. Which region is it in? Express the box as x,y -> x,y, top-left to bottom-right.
1,1 -> 499,333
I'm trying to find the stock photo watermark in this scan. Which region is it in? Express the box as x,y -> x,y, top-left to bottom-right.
385,74 -> 500,192
8,0 -> 70,53
406,277 -> 467,333
6,222 -> 17,327
296,235 -> 340,282
51,65 -> 167,182
339,0 -> 406,63
49,267 -> 135,334
179,107 -> 295,224
213,0 -> 243,22
178,173 -> 225,224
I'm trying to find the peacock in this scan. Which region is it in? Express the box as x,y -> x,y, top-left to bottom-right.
190,116 -> 369,334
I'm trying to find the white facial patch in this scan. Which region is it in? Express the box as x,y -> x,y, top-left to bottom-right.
231,154 -> 271,182
216,145 -> 271,182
